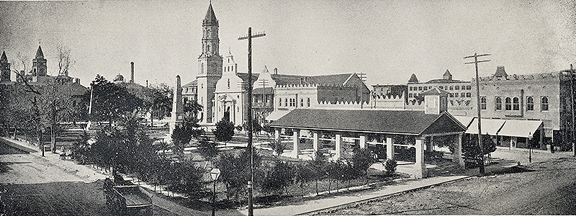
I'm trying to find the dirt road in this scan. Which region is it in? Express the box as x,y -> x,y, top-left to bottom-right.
321,156 -> 576,215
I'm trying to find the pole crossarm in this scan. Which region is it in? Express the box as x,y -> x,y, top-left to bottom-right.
238,32 -> 266,40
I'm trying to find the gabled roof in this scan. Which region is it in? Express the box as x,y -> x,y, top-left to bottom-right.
35,46 -> 44,59
420,87 -> 449,96
270,109 -> 466,136
182,80 -> 197,88
203,3 -> 218,26
237,73 -> 358,86
408,74 -> 419,83
0,51 -> 7,63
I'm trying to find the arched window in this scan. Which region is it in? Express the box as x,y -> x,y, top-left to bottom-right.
526,96 -> 534,111
495,97 -> 502,110
480,96 -> 486,110
541,96 -> 549,111
513,97 -> 520,110
505,97 -> 512,110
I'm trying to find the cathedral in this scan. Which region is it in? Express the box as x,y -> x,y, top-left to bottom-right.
179,3 -> 370,126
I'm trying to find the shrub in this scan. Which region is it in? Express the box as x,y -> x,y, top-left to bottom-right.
383,159 -> 397,175
351,148 -> 378,176
261,160 -> 294,195
271,140 -> 286,156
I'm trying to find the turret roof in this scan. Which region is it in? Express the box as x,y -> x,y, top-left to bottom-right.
35,46 -> 44,59
494,66 -> 508,77
408,74 -> 419,83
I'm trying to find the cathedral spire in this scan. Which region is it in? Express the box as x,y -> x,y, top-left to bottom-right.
203,3 -> 218,26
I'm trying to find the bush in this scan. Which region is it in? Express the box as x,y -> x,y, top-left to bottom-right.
261,160 -> 294,195
271,140 -> 285,156
213,119 -> 235,143
384,159 -> 397,175
351,148 -> 377,176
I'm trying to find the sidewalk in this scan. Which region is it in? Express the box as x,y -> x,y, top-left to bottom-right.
227,175 -> 467,216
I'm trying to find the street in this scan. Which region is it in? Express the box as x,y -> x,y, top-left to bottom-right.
322,156 -> 576,215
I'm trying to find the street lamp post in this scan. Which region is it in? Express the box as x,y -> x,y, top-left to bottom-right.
210,168 -> 221,216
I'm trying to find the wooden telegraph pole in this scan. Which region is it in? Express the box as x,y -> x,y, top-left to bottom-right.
571,64 -> 575,156
465,53 -> 490,175
238,27 -> 265,216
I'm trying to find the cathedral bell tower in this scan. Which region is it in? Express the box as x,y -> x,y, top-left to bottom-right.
32,46 -> 47,82
197,3 -> 223,124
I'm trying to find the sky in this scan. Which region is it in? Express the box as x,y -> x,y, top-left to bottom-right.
1,0 -> 575,88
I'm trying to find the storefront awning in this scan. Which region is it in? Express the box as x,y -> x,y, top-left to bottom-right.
453,116 -> 474,128
266,110 -> 290,121
498,120 -> 543,138
466,118 -> 505,135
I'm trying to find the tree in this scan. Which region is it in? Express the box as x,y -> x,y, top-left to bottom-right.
213,119 -> 234,145
309,151 -> 327,195
261,160 -> 294,196
198,137 -> 219,163
294,163 -> 315,197
214,149 -> 263,202
149,83 -> 172,126
463,134 -> 497,168
83,75 -> 144,124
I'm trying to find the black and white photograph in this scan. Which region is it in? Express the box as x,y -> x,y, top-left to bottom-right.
1,0 -> 576,215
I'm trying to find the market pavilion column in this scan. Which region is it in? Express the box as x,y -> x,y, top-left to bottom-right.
359,135 -> 366,148
313,131 -> 320,154
292,129 -> 300,158
414,137 -> 426,179
453,133 -> 465,169
386,137 -> 394,160
274,128 -> 280,141
335,134 -> 342,160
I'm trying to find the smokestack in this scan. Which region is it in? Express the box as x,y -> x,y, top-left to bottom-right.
130,62 -> 134,83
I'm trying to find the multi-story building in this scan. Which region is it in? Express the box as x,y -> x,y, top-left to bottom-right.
406,70 -> 473,115
470,66 -> 576,150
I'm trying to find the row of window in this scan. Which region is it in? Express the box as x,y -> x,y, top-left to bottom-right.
409,85 -> 472,91
409,92 -> 472,98
479,96 -> 549,111
278,97 -> 311,107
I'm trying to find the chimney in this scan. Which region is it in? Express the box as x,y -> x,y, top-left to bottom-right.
274,68 -> 278,75
146,80 -> 149,87
130,62 -> 134,83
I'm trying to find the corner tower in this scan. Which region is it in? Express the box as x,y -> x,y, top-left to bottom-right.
32,46 -> 47,76
0,51 -> 10,82
197,3 -> 223,124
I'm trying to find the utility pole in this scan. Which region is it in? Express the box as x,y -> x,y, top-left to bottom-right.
465,53 -> 490,175
571,64 -> 575,156
238,27 -> 265,216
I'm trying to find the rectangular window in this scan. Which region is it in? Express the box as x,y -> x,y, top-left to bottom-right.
409,87 -> 413,91
461,93 -> 465,97
449,86 -> 453,90
279,98 -> 282,106
454,93 -> 459,97
408,93 -> 413,98
455,85 -> 460,90
418,86 -> 422,91
466,93 -> 471,97
300,98 -> 304,107
307,98 -> 311,107
467,85 -> 472,90
424,86 -> 428,91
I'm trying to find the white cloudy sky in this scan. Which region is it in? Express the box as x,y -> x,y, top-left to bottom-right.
0,0 -> 575,87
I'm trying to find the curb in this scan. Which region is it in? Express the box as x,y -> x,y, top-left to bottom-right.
295,175 -> 470,216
